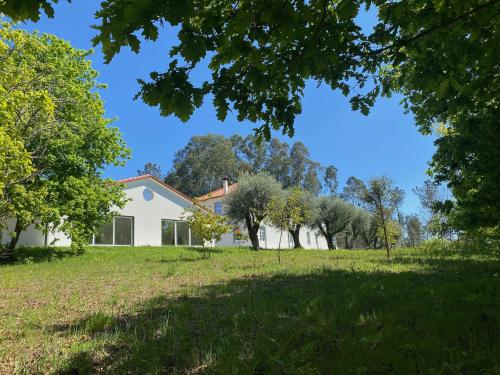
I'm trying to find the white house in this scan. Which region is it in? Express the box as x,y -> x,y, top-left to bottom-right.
87,175 -> 205,247
1,175 -> 204,248
2,174 -> 328,249
196,178 -> 328,250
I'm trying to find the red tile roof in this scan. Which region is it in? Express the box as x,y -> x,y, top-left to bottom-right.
196,183 -> 238,201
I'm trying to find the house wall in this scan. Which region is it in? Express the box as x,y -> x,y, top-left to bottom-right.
1,218 -> 45,247
1,219 -> 71,247
1,178 -> 195,248
2,177 -> 329,250
119,179 -> 194,246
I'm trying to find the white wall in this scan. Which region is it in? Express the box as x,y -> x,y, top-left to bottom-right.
119,179 -> 195,246
1,219 -> 79,248
1,178 -> 195,248
2,177 -> 330,250
1,218 -> 46,247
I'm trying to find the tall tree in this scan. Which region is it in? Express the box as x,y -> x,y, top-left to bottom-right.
413,179 -> 451,238
405,214 -> 424,248
137,162 -> 164,179
361,176 -> 403,258
323,165 -> 339,196
5,0 -> 499,234
165,134 -> 241,197
0,25 -> 128,259
313,196 -> 354,250
341,176 -> 367,208
265,139 -> 291,186
229,134 -> 267,173
225,172 -> 282,250
359,214 -> 381,249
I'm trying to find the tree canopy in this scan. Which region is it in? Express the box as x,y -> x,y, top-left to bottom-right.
0,24 -> 129,259
2,0 -> 498,233
267,187 -> 316,249
137,162 -> 164,179
313,196 -> 355,250
225,172 -> 282,250
166,134 -> 335,197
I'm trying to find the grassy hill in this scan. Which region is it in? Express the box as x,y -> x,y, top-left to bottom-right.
1,246 -> 499,374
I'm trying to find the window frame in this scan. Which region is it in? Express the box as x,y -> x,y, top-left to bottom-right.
90,215 -> 134,246
259,226 -> 266,242
160,219 -> 201,247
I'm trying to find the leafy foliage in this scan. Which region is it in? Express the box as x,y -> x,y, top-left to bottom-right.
225,172 -> 282,250
183,205 -> 231,256
361,176 -> 403,257
3,0 -> 498,233
0,24 -> 129,258
313,196 -> 355,250
266,186 -> 316,249
166,134 -> 334,197
344,207 -> 371,249
377,220 -> 401,249
165,134 -> 242,197
404,214 -> 424,247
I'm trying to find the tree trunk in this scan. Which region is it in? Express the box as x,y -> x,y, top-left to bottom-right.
289,228 -> 302,249
1,218 -> 22,262
326,235 -> 336,250
344,232 -> 350,249
249,229 -> 259,250
278,230 -> 282,264
9,218 -> 22,250
379,207 -> 391,258
245,215 -> 260,250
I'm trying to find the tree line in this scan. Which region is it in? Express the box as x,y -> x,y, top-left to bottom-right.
139,134 -> 338,198
139,134 -> 453,256
224,172 -> 423,258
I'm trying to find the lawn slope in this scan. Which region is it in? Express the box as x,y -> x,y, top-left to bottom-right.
0,246 -> 499,374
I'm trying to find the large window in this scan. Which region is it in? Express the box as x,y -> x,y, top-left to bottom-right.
176,221 -> 189,246
94,222 -> 113,245
161,220 -> 175,246
92,216 -> 134,246
190,230 -> 204,246
161,219 -> 202,246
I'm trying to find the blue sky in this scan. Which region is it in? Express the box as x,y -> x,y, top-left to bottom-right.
20,1 -> 435,214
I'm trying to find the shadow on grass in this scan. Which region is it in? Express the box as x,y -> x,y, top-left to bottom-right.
56,257 -> 500,374
2,246 -> 78,265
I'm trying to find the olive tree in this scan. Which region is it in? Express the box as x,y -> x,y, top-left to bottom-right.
225,172 -> 282,250
359,214 -> 381,249
313,197 -> 355,250
344,207 -> 371,249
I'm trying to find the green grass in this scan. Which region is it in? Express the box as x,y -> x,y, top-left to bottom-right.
1,246 -> 499,374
